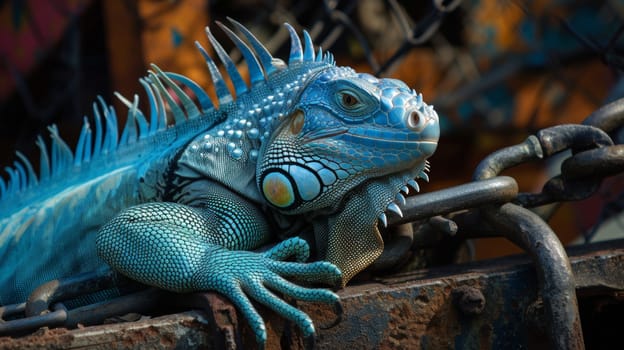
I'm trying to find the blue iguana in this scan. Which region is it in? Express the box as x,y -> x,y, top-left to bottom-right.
0,20 -> 439,346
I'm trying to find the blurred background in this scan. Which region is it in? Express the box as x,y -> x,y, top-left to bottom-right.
0,0 -> 623,259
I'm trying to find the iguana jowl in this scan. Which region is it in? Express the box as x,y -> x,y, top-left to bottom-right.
0,20 -> 439,346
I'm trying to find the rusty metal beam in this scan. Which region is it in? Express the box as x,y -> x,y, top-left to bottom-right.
0,311 -> 213,349
1,240 -> 623,349
482,203 -> 583,350
251,239 -> 624,349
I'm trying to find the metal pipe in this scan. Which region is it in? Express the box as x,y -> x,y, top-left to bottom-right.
25,267 -> 118,317
392,176 -> 518,225
483,203 -> 584,350
0,308 -> 67,335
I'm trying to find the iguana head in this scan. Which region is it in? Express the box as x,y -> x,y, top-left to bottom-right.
257,64 -> 439,283
258,66 -> 439,214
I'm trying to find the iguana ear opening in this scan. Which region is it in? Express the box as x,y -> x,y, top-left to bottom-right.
289,109 -> 305,135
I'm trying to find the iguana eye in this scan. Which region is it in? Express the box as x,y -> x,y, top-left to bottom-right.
332,86 -> 376,119
340,92 -> 360,109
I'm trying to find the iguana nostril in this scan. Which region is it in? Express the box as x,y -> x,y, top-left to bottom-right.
407,110 -> 423,130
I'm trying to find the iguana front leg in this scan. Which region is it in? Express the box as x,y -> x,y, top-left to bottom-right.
96,194 -> 341,347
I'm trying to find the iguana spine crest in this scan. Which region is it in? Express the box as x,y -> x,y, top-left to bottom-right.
0,19 -> 333,203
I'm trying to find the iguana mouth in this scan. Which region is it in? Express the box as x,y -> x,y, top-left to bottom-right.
302,130 -> 437,144
301,127 -> 349,142
344,133 -> 439,144
340,132 -> 439,147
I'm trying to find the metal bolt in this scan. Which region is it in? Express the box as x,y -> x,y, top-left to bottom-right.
453,286 -> 485,316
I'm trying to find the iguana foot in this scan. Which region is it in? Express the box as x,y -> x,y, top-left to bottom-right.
196,237 -> 342,347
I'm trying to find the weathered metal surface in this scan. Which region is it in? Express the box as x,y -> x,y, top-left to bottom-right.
393,177 -> 585,348
482,203 -> 583,350
561,144 -> 624,180
472,124 -> 621,208
473,136 -> 544,181
295,239 -> 624,350
392,176 -> 519,225
1,240 -> 623,349
25,268 -> 119,317
0,270 -> 166,336
0,311 -> 214,349
582,97 -> 624,135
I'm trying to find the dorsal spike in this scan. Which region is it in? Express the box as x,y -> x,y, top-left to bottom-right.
104,108 -> 118,152
101,115 -> 110,151
82,119 -> 92,163
194,41 -> 233,106
284,23 -> 303,64
216,21 -> 265,85
151,80 -> 168,130
164,72 -> 214,113
0,175 -> 5,198
48,126 -> 59,174
97,96 -> 118,153
315,46 -> 323,62
151,64 -> 201,119
92,102 -> 103,158
227,17 -> 285,75
148,71 -> 186,124
13,160 -> 28,191
323,51 -> 335,65
106,105 -> 119,152
36,135 -> 50,181
74,117 -> 90,166
302,30 -> 314,62
5,167 -> 17,194
131,94 -> 148,139
205,26 -> 248,96
116,92 -> 138,145
13,160 -> 27,191
139,78 -> 160,135
48,125 -> 73,176
141,79 -> 167,130
419,170 -> 429,182
15,151 -> 37,187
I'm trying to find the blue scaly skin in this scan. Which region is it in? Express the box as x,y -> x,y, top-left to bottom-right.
0,20 -> 439,346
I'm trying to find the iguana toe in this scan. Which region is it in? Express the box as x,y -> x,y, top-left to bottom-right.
263,237 -> 310,262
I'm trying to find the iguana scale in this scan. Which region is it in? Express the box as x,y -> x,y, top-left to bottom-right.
0,20 -> 439,346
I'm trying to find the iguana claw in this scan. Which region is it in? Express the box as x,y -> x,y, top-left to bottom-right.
304,334 -> 316,350
319,301 -> 343,330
